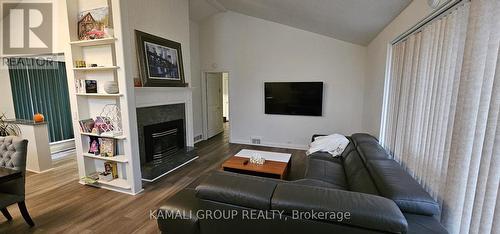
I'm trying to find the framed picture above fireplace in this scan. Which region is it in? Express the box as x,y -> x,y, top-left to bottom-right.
135,30 -> 186,87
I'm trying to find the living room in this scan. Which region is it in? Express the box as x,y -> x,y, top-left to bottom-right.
0,0 -> 498,233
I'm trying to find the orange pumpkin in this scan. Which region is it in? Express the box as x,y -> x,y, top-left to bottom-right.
33,113 -> 44,123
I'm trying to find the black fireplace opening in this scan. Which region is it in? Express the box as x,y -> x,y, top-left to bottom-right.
144,119 -> 185,165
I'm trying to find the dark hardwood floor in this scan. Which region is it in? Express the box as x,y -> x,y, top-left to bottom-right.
0,125 -> 307,233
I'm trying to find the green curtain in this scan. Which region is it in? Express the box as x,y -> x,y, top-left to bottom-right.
8,58 -> 74,142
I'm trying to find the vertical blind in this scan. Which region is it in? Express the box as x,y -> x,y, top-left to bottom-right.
8,58 -> 74,143
383,2 -> 469,195
381,0 -> 499,233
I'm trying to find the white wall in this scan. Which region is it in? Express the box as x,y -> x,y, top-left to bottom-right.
0,63 -> 15,118
124,0 -> 191,86
363,0 -> 433,135
53,0 -> 70,54
198,12 -> 367,149
190,20 -> 203,141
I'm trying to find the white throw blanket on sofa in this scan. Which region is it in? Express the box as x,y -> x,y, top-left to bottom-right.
306,134 -> 349,157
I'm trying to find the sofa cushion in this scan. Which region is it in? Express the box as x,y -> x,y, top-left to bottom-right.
350,133 -> 378,146
404,213 -> 448,234
290,178 -> 344,190
305,159 -> 347,189
366,160 -> 440,216
342,151 -> 379,195
341,140 -> 355,158
356,142 -> 390,163
272,183 -> 408,233
195,171 -> 278,210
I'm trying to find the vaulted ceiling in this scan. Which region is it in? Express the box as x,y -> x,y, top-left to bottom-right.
189,0 -> 413,45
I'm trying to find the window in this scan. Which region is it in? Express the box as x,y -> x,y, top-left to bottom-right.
8,57 -> 74,143
381,0 -> 500,232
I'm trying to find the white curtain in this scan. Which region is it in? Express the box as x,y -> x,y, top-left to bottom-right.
381,0 -> 499,233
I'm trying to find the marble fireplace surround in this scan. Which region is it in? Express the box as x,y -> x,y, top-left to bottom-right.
135,87 -> 194,147
136,103 -> 186,165
134,87 -> 196,181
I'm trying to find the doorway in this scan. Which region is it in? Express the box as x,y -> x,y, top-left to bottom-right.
202,72 -> 229,140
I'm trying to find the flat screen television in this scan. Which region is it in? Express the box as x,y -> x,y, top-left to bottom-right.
265,82 -> 323,116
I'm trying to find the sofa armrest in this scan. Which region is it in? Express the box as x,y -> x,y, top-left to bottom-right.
271,183 -> 408,233
195,171 -> 279,210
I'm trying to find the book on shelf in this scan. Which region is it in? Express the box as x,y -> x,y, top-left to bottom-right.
104,161 -> 118,179
80,116 -> 123,137
99,138 -> 116,157
88,136 -> 100,155
75,79 -> 85,93
79,118 -> 95,133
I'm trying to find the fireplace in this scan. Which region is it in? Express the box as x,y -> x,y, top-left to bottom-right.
136,104 -> 197,181
144,119 -> 184,165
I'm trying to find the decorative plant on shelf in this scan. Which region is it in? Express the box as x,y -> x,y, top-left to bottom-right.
0,113 -> 21,136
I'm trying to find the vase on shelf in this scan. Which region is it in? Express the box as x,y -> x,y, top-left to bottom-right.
104,81 -> 119,94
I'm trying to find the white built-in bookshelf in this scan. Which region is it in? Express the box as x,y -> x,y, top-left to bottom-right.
63,0 -> 142,195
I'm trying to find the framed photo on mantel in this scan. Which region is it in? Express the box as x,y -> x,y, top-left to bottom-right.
135,30 -> 186,87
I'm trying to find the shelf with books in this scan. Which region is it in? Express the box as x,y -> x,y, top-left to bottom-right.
65,0 -> 142,195
73,66 -> 119,71
80,132 -> 126,140
82,153 -> 128,163
79,114 -> 124,139
70,37 -> 117,47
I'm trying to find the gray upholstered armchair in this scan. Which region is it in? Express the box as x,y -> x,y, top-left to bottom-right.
0,136 -> 34,226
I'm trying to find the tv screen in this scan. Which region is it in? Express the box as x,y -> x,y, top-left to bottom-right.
265,82 -> 323,116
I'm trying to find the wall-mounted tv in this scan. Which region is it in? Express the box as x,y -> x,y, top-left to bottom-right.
265,82 -> 323,116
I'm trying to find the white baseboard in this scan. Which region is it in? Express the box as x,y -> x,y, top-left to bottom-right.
194,138 -> 204,144
26,168 -> 54,174
50,139 -> 75,154
230,139 -> 308,150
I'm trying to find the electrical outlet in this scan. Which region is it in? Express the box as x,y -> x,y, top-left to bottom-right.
251,137 -> 261,144
194,135 -> 203,142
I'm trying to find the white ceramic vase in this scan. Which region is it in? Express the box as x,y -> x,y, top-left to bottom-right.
104,81 -> 119,94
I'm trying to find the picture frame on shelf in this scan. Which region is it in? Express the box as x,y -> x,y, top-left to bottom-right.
85,80 -> 98,93
135,30 -> 186,87
78,7 -> 113,40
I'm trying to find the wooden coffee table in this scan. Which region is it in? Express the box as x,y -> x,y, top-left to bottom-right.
222,149 -> 291,179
